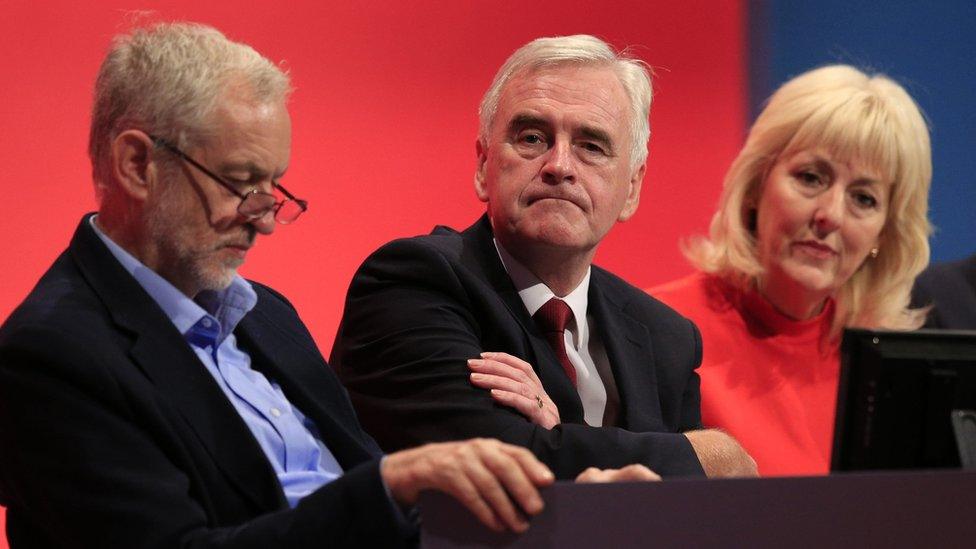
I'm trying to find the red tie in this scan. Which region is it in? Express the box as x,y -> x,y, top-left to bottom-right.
533,298 -> 577,386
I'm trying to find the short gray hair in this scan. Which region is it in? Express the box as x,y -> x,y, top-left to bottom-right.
477,35 -> 653,170
89,22 -> 291,186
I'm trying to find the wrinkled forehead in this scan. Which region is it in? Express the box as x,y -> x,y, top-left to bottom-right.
496,64 -> 629,126
196,85 -> 292,144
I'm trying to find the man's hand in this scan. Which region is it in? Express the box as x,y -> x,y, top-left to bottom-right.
468,352 -> 561,429
382,438 -> 555,532
684,429 -> 758,477
575,464 -> 662,483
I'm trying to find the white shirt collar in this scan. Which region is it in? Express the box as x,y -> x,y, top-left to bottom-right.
492,238 -> 591,348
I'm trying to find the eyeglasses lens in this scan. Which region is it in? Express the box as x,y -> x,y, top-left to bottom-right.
276,200 -> 305,224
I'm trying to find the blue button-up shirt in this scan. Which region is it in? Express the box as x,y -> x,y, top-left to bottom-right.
90,217 -> 342,508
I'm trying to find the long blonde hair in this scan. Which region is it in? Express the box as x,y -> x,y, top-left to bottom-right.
684,65 -> 932,337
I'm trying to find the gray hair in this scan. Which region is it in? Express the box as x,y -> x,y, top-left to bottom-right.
477,34 -> 653,170
89,22 -> 291,186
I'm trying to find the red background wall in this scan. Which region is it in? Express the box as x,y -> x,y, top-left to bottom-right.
0,2 -> 746,544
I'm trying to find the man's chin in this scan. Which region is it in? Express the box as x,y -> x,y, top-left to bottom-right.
196,266 -> 239,293
525,223 -> 589,250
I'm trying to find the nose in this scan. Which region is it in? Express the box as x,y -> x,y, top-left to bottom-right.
540,138 -> 576,185
812,186 -> 844,236
250,209 -> 276,236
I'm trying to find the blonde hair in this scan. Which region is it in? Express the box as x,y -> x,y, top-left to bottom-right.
89,22 -> 291,187
685,65 -> 932,337
478,34 -> 652,171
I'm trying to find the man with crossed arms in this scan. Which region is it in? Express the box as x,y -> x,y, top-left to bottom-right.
333,35 -> 756,479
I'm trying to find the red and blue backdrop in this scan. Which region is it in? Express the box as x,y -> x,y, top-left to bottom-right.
1,2 -> 973,545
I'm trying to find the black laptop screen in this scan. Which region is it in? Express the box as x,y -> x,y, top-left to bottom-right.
831,328 -> 976,471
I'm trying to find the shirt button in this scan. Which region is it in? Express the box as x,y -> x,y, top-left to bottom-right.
201,318 -> 212,328
270,407 -> 282,417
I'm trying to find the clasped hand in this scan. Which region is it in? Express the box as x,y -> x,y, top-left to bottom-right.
468,351 -> 561,429
467,351 -> 758,479
383,353 -> 669,534
381,438 -> 661,535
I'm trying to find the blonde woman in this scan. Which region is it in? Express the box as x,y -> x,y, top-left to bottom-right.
649,65 -> 932,475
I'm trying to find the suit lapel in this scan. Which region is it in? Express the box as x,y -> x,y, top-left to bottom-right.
456,217 -> 585,422
589,270 -> 664,431
69,215 -> 285,511
128,333 -> 286,509
236,311 -> 376,468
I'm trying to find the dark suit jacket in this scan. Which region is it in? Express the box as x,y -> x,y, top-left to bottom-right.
912,253 -> 976,329
332,216 -> 705,479
0,215 -> 414,548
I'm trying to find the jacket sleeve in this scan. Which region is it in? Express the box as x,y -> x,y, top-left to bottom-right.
331,238 -> 704,479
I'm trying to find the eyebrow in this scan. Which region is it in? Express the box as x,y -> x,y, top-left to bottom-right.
507,114 -> 616,152
808,156 -> 881,185
579,126 -> 615,153
217,160 -> 287,181
508,114 -> 550,133
808,158 -> 835,175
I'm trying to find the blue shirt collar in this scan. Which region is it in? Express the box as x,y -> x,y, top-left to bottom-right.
88,215 -> 257,344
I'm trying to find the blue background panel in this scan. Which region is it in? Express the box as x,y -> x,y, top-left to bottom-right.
750,0 -> 975,263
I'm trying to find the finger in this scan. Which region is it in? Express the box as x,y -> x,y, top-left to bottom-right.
385,444 -> 504,531
487,352 -> 546,388
488,389 -> 553,427
499,443 -> 555,486
477,443 -> 546,520
471,359 -> 550,408
470,373 -> 540,405
469,358 -> 531,384
575,465 -> 662,483
614,464 -> 662,482
470,372 -> 523,393
476,371 -> 542,403
462,446 -> 530,532
480,352 -> 539,379
442,468 -> 505,532
575,467 -> 605,483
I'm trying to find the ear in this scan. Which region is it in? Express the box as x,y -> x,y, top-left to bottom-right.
110,130 -> 156,202
474,139 -> 489,202
871,227 -> 887,256
617,161 -> 645,222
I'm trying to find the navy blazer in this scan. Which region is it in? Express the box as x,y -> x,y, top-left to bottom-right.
332,216 -> 705,479
0,215 -> 413,548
